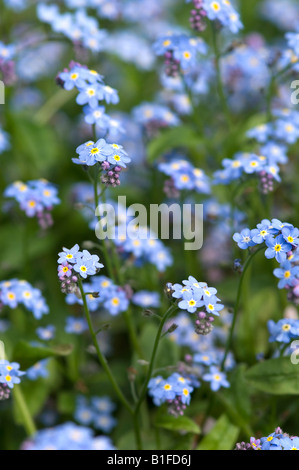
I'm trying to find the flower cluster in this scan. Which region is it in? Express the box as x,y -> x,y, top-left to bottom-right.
260,0 -> 299,31
186,0 -> 243,34
221,39 -> 271,111
57,62 -> 120,134
4,180 -> 60,228
65,275 -> 129,316
0,360 -> 25,392
0,279 -> 49,319
165,310 -> 232,391
213,149 -> 285,192
148,373 -> 194,417
133,102 -> 180,136
233,219 -> 299,301
74,395 -> 117,433
158,157 -> 211,196
73,139 -> 131,187
37,4 -> 107,53
65,316 -> 88,335
171,276 -> 224,319
235,428 -> 299,450
153,33 -> 207,76
21,422 -> 115,450
57,244 -> 104,293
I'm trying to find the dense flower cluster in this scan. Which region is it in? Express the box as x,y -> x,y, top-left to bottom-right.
21,422 -> 115,450
57,62 -> 120,134
0,360 -> 25,391
148,373 -> 194,416
65,275 -> 129,316
74,395 -> 117,433
188,0 -> 243,34
57,244 -> 104,293
233,219 -> 299,301
0,279 -> 49,319
236,428 -> 299,450
133,102 -> 180,136
221,39 -> 271,111
171,276 -> 224,318
158,157 -> 211,196
153,33 -> 207,75
4,180 -> 60,228
165,311 -> 232,391
37,4 -> 107,53
213,149 -> 285,191
260,0 -> 299,31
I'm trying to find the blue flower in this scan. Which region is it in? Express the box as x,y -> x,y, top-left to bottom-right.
103,289 -> 129,316
202,366 -> 230,391
273,261 -> 299,288
265,235 -> 292,263
260,432 -> 283,450
281,227 -> 299,246
58,66 -> 87,90
268,319 -> 299,343
233,228 -> 256,249
76,139 -> 113,166
280,436 -> 299,450
178,291 -> 205,313
0,360 -> 25,389
93,414 -> 117,433
36,325 -> 56,341
65,316 -> 88,335
27,360 -> 49,380
58,244 -> 80,265
132,291 -> 160,308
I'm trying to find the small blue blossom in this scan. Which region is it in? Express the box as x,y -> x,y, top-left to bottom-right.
202,366 -> 230,391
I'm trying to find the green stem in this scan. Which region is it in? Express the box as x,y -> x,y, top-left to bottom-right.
134,303 -> 178,448
221,247 -> 264,370
12,385 -> 37,437
34,89 -> 76,125
77,277 -> 133,415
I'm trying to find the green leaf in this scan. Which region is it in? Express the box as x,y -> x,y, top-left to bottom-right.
156,415 -> 200,435
147,126 -> 203,163
218,366 -> 253,439
13,341 -> 73,369
197,415 -> 239,450
245,357 -> 299,395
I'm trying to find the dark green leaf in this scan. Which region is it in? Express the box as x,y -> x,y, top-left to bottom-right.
156,415 -> 200,435
245,357 -> 299,395
13,341 -> 73,369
